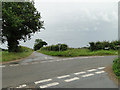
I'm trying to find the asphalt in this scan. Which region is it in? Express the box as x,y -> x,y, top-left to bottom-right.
2,52 -> 118,88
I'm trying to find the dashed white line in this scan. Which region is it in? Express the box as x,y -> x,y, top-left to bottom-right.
34,79 -> 52,84
74,71 -> 86,75
82,73 -> 94,77
16,84 -> 27,88
95,71 -> 105,74
40,82 -> 59,88
87,69 -> 97,72
98,67 -> 105,69
57,75 -> 70,79
64,77 -> 79,82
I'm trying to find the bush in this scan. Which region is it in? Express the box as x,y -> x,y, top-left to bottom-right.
113,58 -> 120,78
40,44 -> 68,51
89,40 -> 120,51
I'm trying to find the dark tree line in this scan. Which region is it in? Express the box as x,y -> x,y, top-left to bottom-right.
89,40 -> 120,51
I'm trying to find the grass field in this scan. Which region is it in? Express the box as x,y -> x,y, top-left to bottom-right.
1,47 -> 33,62
38,48 -> 118,57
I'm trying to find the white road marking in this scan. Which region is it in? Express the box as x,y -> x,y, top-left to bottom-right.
87,69 -> 97,72
82,73 -> 94,77
21,63 -> 29,65
82,57 -> 89,58
98,67 -> 105,69
0,65 -> 5,68
64,77 -> 79,82
41,61 -> 47,63
74,71 -> 86,75
9,64 -> 19,67
45,57 -> 48,59
16,84 -> 27,88
40,82 -> 59,88
56,60 -> 61,61
34,79 -> 52,84
31,62 -> 38,64
48,60 -> 55,62
95,71 -> 105,74
57,75 -> 70,79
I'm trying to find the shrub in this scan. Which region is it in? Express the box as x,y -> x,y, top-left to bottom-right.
113,58 -> 120,78
89,40 -> 120,51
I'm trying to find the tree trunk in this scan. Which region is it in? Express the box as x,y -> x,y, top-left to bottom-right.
7,38 -> 19,52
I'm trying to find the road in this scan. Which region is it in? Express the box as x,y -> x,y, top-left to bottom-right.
2,52 -> 118,88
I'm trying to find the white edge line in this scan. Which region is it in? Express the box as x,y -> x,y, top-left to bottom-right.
82,73 -> 94,77
64,77 -> 79,82
9,64 -> 19,67
16,84 -> 27,88
87,69 -> 97,72
57,75 -> 70,79
98,67 -> 105,69
31,62 -> 38,64
74,71 -> 86,75
40,82 -> 59,88
34,79 -> 52,84
0,65 -> 5,68
95,71 -> 105,74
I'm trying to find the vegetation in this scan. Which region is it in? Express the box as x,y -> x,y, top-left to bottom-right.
2,46 -> 33,62
113,58 -> 120,79
34,39 -> 47,51
89,40 -> 120,51
38,48 -> 118,57
2,2 -> 44,52
40,44 -> 68,51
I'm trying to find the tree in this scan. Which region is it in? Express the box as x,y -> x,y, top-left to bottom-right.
89,42 -> 95,51
34,39 -> 47,51
2,1 -> 44,52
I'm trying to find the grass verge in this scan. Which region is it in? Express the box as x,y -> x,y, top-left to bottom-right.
38,48 -> 118,57
113,58 -> 120,79
2,46 -> 33,62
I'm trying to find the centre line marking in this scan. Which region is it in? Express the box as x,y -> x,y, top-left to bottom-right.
64,77 -> 79,82
74,71 -> 86,75
34,79 -> 52,84
82,73 -> 94,77
57,75 -> 70,79
40,82 -> 59,88
98,67 -> 105,69
95,71 -> 105,74
16,84 -> 27,88
87,69 -> 97,72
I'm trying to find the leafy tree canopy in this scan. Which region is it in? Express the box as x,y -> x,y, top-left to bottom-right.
2,1 -> 44,52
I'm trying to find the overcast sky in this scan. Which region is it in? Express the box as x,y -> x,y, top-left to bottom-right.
1,0 -> 119,49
